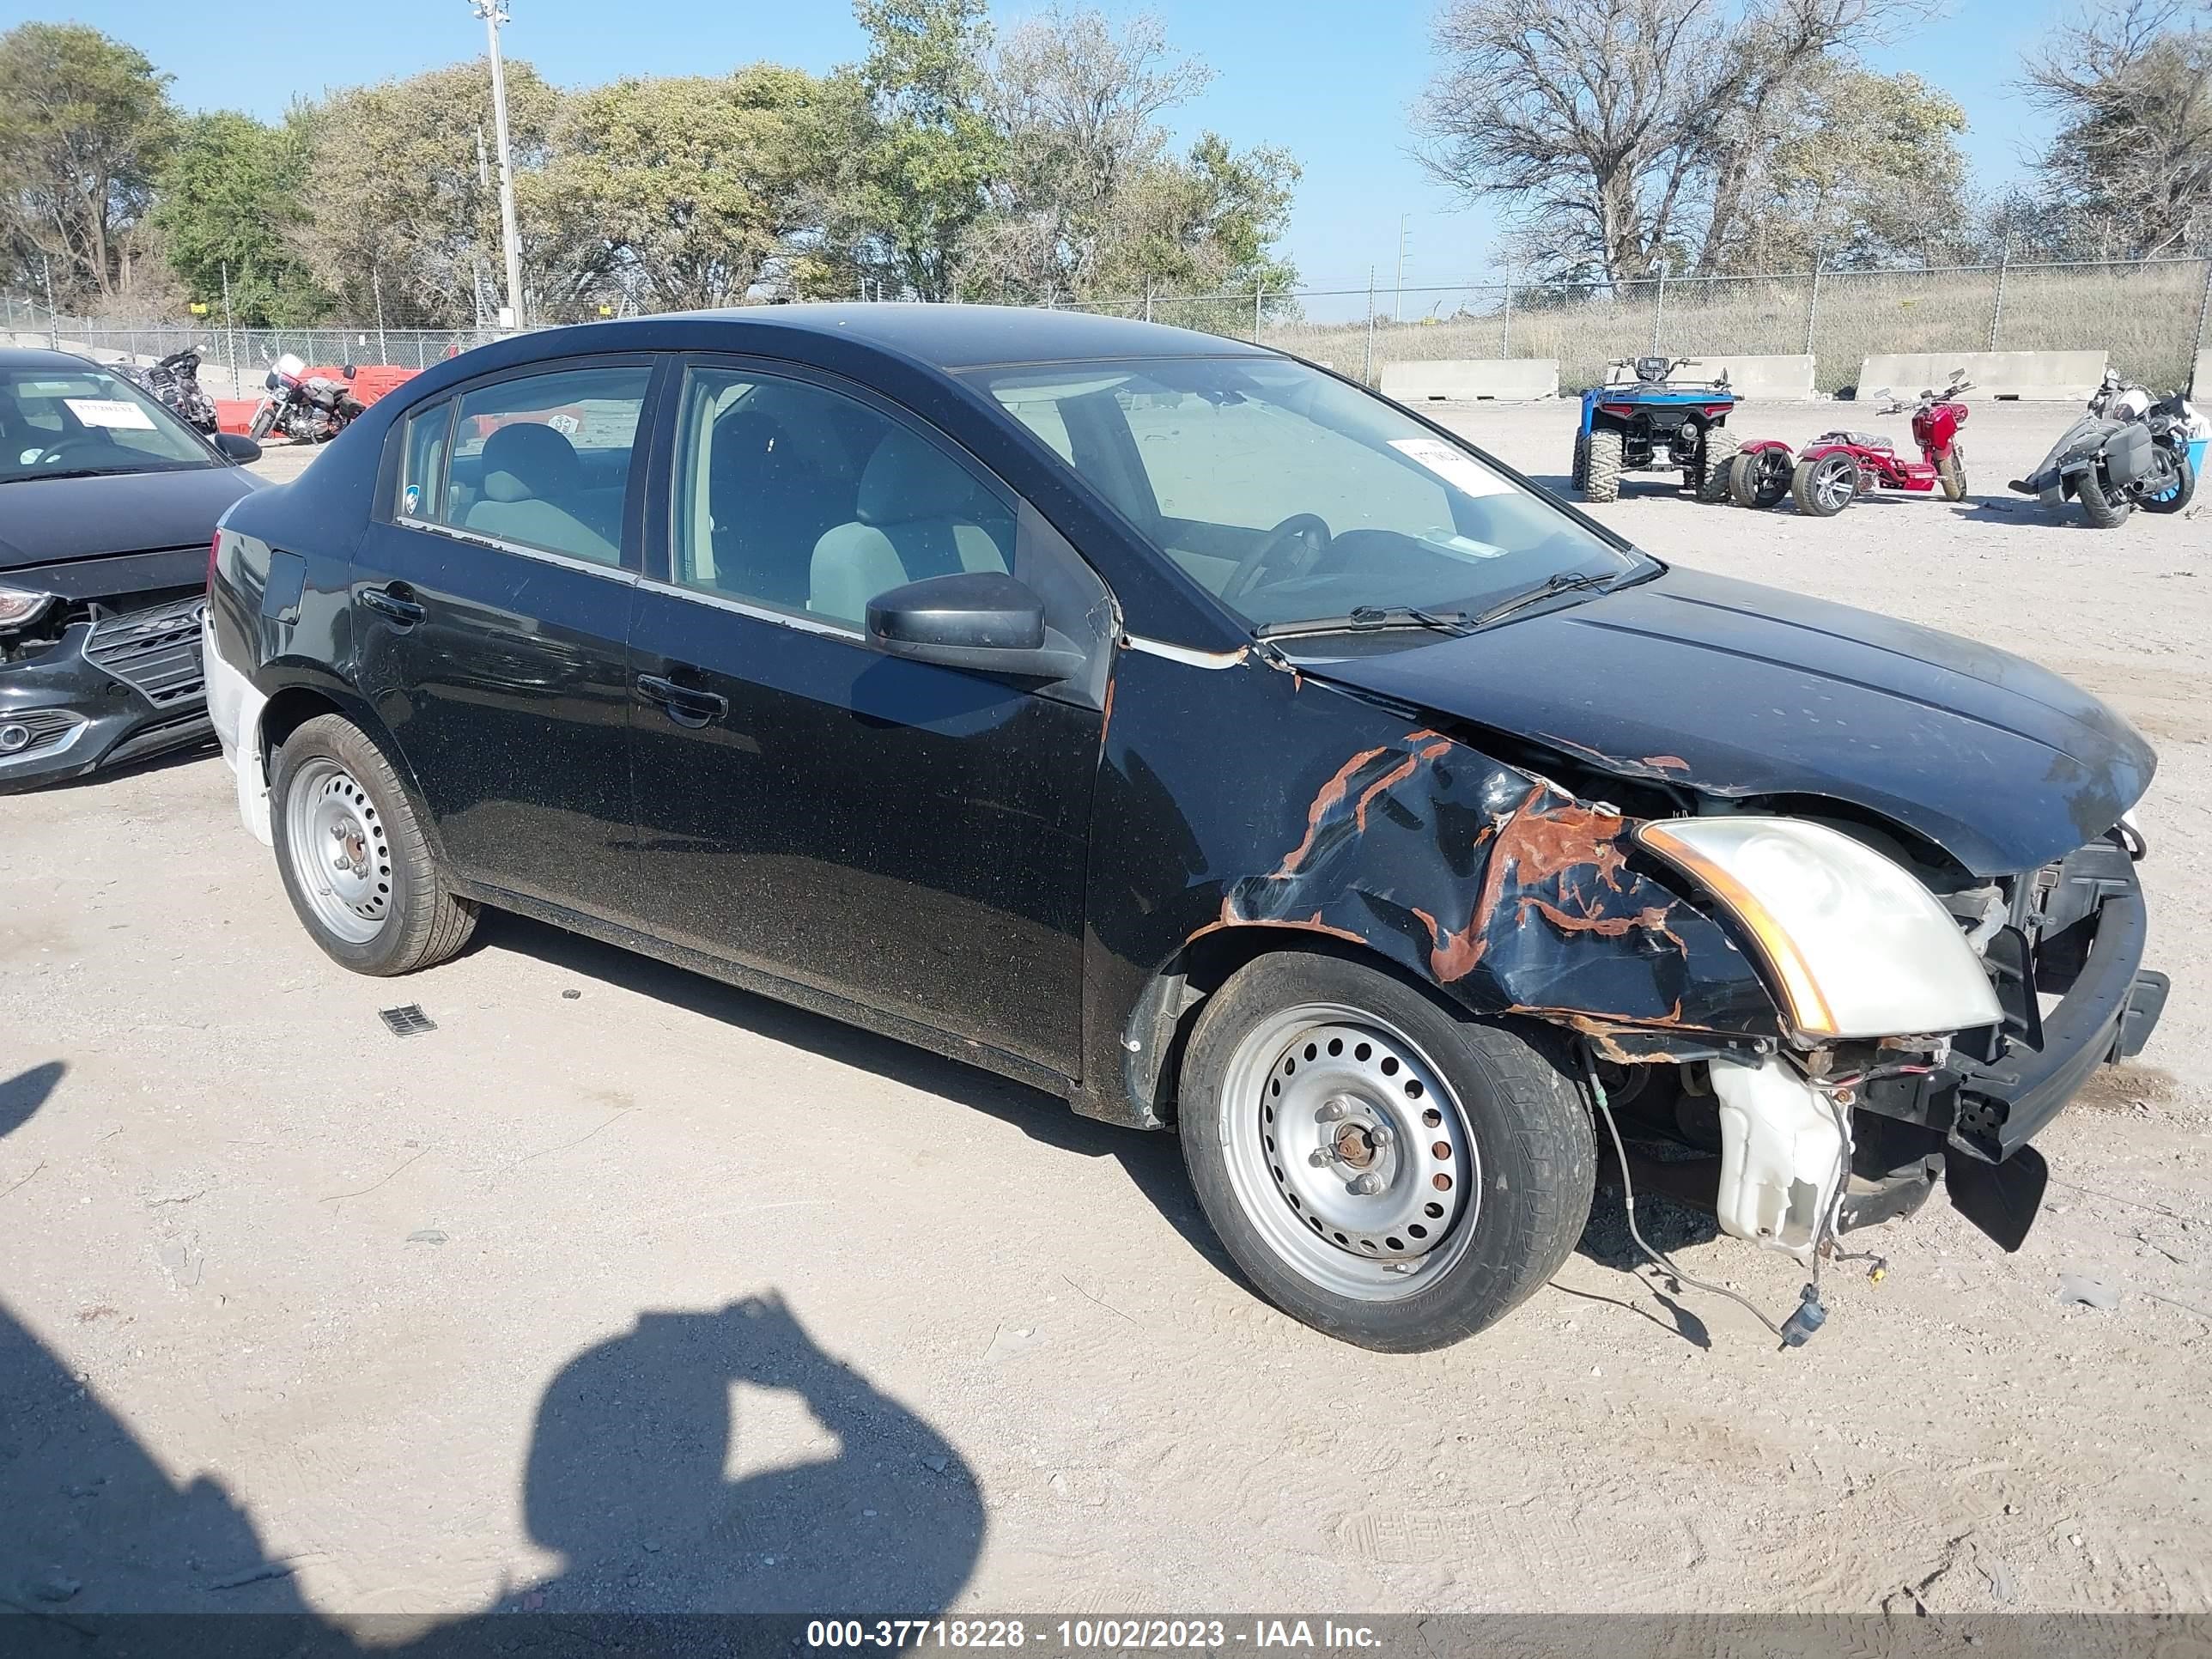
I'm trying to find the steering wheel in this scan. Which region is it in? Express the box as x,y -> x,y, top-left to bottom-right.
1223,513 -> 1333,603
23,436 -> 110,469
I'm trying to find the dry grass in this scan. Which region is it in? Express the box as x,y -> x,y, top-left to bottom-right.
1251,260 -> 2212,395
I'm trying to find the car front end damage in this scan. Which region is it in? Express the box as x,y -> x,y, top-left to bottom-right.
0,562 -> 215,792
1177,708 -> 2165,1297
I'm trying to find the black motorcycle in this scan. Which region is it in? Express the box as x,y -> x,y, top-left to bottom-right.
116,346 -> 218,434
2008,371 -> 2194,528
249,352 -> 364,444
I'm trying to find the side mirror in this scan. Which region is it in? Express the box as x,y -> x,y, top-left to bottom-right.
866,571 -> 1084,681
213,431 -> 263,464
342,363 -> 358,380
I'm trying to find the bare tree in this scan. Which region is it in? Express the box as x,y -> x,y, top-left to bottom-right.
959,8 -> 1212,298
2024,0 -> 2212,258
1415,0 -> 1923,283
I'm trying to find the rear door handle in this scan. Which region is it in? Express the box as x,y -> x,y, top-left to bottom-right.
636,672 -> 728,727
360,583 -> 425,626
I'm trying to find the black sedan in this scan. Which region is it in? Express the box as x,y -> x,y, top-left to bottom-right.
0,348 -> 263,789
204,307 -> 2166,1352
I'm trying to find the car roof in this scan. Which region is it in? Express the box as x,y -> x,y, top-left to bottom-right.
0,347 -> 107,371
573,303 -> 1280,372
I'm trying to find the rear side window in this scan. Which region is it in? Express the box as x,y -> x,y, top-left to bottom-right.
397,401 -> 452,521
431,365 -> 653,567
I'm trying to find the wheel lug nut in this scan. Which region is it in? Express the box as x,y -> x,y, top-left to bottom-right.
1346,1173 -> 1383,1196
1308,1148 -> 1331,1168
1315,1099 -> 1347,1124
1368,1123 -> 1393,1146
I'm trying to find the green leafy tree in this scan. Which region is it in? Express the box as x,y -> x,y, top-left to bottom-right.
1715,67 -> 1972,269
527,64 -> 836,313
0,22 -> 176,305
152,110 -> 330,325
837,0 -> 1003,299
296,57 -> 565,327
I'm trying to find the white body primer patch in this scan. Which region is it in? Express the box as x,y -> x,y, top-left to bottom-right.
64,398 -> 156,431
1389,437 -> 1511,497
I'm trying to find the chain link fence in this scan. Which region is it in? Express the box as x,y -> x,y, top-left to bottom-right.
9,253 -> 2210,401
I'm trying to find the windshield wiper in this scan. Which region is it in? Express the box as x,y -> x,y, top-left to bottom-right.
1254,605 -> 1478,641
1468,569 -> 1620,630
5,467 -> 122,483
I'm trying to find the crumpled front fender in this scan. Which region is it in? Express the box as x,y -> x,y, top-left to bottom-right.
1188,726 -> 1781,1042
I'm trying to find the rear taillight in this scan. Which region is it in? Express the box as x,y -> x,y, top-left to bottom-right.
206,532 -> 221,592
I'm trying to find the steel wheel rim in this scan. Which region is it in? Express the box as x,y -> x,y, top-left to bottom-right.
1218,1001 -> 1479,1303
284,757 -> 392,945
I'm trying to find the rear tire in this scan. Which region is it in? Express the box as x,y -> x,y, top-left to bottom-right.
270,714 -> 477,976
1936,446 -> 1967,502
1692,426 -> 1740,501
2144,450 -> 2193,514
1792,452 -> 1857,517
1179,951 -> 1595,1352
2076,465 -> 2132,529
1583,427 -> 1622,503
1729,446 -> 1793,509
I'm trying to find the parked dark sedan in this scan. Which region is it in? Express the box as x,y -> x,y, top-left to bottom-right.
204,307 -> 2166,1351
0,348 -> 262,790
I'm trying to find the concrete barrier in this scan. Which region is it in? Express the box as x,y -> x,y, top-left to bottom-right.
1857,349 -> 2106,402
1675,354 -> 1816,400
1382,358 -> 1559,402
2194,349 -> 2210,397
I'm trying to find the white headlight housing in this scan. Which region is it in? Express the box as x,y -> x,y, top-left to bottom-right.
0,585 -> 57,628
1638,817 -> 2003,1042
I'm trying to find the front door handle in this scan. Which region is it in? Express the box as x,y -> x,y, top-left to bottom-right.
360,583 -> 425,626
636,672 -> 728,728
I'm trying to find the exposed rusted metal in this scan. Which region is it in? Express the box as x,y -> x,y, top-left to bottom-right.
1195,726 -> 1781,1040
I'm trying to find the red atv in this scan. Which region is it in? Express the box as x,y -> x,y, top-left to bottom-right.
1728,373 -> 1972,516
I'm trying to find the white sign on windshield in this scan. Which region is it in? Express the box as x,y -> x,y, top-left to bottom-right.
64,398 -> 156,431
1389,437 -> 1512,497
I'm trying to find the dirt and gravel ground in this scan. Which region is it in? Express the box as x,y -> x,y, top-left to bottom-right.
2,400 -> 2207,1623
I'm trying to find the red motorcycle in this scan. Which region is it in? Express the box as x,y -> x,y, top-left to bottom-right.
1728,373 -> 1972,516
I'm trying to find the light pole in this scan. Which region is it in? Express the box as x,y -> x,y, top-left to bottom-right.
471,0 -> 526,331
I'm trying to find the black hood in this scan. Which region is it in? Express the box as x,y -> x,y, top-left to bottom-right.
1300,566 -> 2154,878
0,465 -> 258,572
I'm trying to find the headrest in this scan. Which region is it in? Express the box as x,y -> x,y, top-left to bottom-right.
857,430 -> 975,526
480,420 -> 579,501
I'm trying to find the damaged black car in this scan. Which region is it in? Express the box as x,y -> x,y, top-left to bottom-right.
1,348 -> 262,790
203,307 -> 2166,1352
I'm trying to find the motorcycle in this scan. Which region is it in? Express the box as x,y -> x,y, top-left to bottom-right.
1727,371 -> 1972,515
249,352 -> 364,444
115,345 -> 218,434
2008,369 -> 2192,528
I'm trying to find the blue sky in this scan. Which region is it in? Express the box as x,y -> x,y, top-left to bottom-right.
38,0 -> 2064,296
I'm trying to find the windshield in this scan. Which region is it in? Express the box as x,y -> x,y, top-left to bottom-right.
0,363 -> 214,484
970,355 -> 1641,631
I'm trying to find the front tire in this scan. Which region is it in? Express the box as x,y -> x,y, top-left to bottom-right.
1582,427 -> 1622,503
2076,465 -> 2132,529
247,404 -> 276,441
1936,446 -> 1967,502
1179,952 -> 1595,1352
270,714 -> 477,975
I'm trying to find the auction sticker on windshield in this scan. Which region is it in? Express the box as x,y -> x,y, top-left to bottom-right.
1388,437 -> 1513,497
64,398 -> 156,430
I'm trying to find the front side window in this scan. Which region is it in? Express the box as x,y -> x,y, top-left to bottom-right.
0,364 -> 214,483
973,356 -> 1639,631
436,365 -> 653,566
670,365 -> 1016,627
